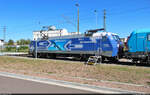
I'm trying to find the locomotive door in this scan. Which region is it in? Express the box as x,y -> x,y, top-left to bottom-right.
136,33 -> 146,52
97,36 -> 103,56
99,35 -> 106,56
146,34 -> 150,52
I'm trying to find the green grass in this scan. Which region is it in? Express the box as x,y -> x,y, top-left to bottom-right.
47,72 -> 54,74
147,82 -> 150,86
112,66 -> 129,71
147,76 -> 150,79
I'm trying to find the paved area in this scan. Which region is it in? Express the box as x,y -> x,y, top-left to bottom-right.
0,72 -> 140,94
0,75 -> 95,94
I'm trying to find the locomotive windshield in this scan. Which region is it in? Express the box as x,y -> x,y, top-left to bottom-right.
112,35 -> 120,41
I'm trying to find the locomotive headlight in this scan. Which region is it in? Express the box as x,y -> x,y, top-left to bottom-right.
117,44 -> 119,48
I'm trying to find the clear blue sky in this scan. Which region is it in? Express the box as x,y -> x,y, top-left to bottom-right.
0,0 -> 150,42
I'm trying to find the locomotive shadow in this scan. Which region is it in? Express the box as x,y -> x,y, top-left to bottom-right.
27,55 -> 85,62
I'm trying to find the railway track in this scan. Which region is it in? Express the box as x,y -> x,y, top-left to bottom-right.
4,53 -> 150,67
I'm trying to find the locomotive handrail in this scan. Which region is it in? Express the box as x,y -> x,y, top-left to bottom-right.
87,28 -> 104,33
85,28 -> 104,36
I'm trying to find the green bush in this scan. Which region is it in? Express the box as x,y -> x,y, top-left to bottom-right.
17,46 -> 29,52
3,46 -> 29,52
5,47 -> 16,52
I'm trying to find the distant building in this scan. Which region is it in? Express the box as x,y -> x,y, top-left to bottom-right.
14,42 -> 17,46
33,26 -> 79,40
33,28 -> 68,40
0,39 -> 4,46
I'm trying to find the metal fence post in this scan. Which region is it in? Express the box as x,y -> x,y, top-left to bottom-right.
35,40 -> 37,59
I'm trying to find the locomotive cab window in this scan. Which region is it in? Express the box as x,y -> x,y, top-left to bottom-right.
112,35 -> 120,41
102,36 -> 107,41
30,42 -> 33,45
148,34 -> 150,41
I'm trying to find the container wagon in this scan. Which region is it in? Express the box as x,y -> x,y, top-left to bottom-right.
125,29 -> 150,63
29,29 -> 124,62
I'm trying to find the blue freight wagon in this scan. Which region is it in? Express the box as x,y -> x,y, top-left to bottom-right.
29,29 -> 124,62
125,29 -> 150,63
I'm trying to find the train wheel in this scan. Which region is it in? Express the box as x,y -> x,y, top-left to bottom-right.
47,54 -> 56,59
147,56 -> 150,64
132,59 -> 138,64
32,53 -> 35,58
33,51 -> 40,58
97,56 -> 102,64
46,54 -> 51,59
80,55 -> 88,61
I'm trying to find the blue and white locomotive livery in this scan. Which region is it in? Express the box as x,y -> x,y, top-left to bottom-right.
29,30 -> 123,61
125,29 -> 150,63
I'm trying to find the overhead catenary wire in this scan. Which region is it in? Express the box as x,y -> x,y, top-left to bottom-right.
108,6 -> 150,16
0,6 -> 148,30
0,6 -> 150,42
14,6 -> 150,30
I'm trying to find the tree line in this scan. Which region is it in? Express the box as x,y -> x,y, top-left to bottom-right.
3,39 -> 31,52
6,39 -> 31,45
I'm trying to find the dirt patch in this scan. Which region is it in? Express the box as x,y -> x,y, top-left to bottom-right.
0,56 -> 150,93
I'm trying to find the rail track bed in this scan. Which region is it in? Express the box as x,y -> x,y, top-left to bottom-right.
6,53 -> 150,67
